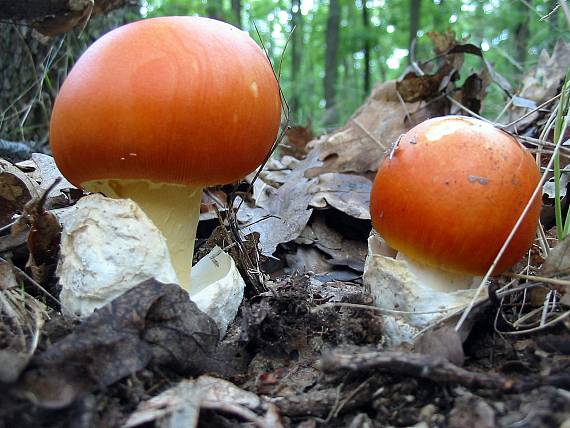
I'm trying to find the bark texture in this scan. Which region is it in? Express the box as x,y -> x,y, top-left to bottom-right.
0,0 -> 134,36
323,0 -> 340,126
231,0 -> 242,28
0,4 -> 138,145
362,1 -> 371,94
409,0 -> 421,60
514,5 -> 531,73
290,0 -> 303,115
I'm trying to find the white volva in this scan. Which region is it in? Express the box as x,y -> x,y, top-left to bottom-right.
58,194 -> 245,337
363,232 -> 486,345
58,194 -> 178,318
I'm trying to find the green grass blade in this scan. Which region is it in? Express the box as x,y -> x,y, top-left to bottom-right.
555,69 -> 570,238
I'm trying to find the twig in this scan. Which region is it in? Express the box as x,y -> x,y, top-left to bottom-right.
0,219 -> 18,235
395,89 -> 414,124
449,90 -> 562,132
560,0 -> 570,27
1,256 -> 62,310
311,301 -> 466,316
494,97 -> 513,123
320,350 -> 539,393
541,3 -> 560,20
447,96 -> 490,123
352,118 -> 387,150
505,272 -> 570,288
537,221 -> 550,258
497,309 -> 570,335
508,91 -> 564,130
324,382 -> 344,424
201,400 -> 274,428
540,290 -> 554,325
271,382 -> 378,418
331,378 -> 370,418
519,135 -> 570,155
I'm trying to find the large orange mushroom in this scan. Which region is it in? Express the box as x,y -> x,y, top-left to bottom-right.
50,17 -> 281,290
370,116 -> 541,291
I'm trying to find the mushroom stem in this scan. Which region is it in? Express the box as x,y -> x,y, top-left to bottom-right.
83,179 -> 203,291
395,251 -> 481,293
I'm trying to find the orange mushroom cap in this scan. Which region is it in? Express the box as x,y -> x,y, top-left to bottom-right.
50,16 -> 281,187
370,116 -> 541,276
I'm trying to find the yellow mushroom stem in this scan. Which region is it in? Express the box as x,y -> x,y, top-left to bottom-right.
83,179 -> 203,291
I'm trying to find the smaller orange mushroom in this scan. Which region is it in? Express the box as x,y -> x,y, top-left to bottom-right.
370,116 -> 541,291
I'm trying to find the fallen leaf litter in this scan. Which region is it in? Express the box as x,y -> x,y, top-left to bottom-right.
0,34 -> 569,428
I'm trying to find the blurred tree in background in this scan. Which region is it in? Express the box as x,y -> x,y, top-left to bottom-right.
0,3 -> 139,146
141,0 -> 570,130
1,0 -> 568,143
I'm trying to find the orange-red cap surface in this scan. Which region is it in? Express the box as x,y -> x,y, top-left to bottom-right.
50,16 -> 281,187
370,116 -> 541,275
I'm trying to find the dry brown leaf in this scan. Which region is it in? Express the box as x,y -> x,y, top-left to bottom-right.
281,124 -> 314,159
126,375 -> 283,428
0,258 -> 18,290
428,30 -> 458,54
285,246 -> 332,274
540,236 -> 570,276
14,279 -> 219,408
305,81 -> 416,177
453,72 -> 490,115
0,268 -> 46,383
0,158 -> 38,227
307,216 -> 367,272
239,81 -> 419,255
20,153 -> 76,209
397,64 -> 457,103
5,176 -> 64,283
309,172 -> 372,220
23,0 -> 133,37
237,152 -> 320,256
508,39 -> 570,129
26,209 -> 61,283
413,326 -> 465,366
519,39 -> 570,102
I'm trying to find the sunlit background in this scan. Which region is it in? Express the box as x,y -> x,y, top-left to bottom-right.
136,0 -> 566,130
1,0 -> 567,143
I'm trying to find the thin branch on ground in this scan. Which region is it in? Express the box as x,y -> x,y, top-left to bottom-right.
320,350 -> 570,393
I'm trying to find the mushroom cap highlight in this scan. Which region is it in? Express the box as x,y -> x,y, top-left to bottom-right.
370,116 -> 541,276
50,16 -> 281,187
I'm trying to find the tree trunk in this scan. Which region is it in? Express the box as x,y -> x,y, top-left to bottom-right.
432,0 -> 445,30
362,0 -> 371,94
231,0 -> 242,28
544,0 -> 558,50
206,0 -> 224,21
324,0 -> 340,125
343,57 -> 352,86
514,6 -> 531,73
0,0 -> 130,20
0,5 -> 138,146
290,0 -> 303,115
0,0 -> 132,36
379,62 -> 387,82
409,0 -> 421,61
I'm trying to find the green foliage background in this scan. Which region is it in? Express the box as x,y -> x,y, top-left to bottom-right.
141,0 -> 568,131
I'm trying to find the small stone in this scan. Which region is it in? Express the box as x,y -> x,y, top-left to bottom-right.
419,404 -> 437,421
